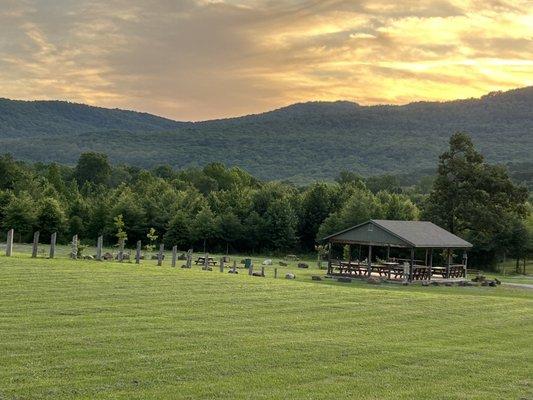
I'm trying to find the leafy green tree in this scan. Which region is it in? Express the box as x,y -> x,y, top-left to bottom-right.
317,187 -> 382,239
145,227 -> 158,254
36,197 -> 66,240
190,206 -> 219,252
377,191 -> 419,220
263,197 -> 298,251
164,211 -> 191,249
298,182 -> 339,251
74,152 -> 111,186
114,214 -> 127,246
423,132 -> 528,267
217,211 -> 244,253
3,192 -> 36,242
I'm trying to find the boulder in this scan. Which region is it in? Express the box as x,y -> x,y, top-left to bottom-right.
178,253 -> 187,260
285,254 -> 299,261
83,255 -> 94,260
252,271 -> 265,277
285,273 -> 296,280
297,263 -> 309,269
311,275 -> 322,281
366,276 -> 381,285
262,259 -> 272,265
228,269 -> 238,274
103,252 -> 113,261
279,261 -> 288,266
421,281 -> 430,286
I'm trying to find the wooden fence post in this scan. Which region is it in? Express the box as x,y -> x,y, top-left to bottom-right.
274,267 -> 278,278
261,266 -> 265,277
31,231 -> 40,258
96,235 -> 103,261
249,265 -> 253,276
186,250 -> 192,268
220,257 -> 224,272
118,239 -> 124,262
171,245 -> 177,268
135,240 -> 141,264
157,244 -> 164,266
71,235 -> 78,259
5,229 -> 14,257
49,232 -> 57,259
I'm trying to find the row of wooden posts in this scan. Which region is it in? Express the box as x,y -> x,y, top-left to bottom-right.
3,228 -> 276,277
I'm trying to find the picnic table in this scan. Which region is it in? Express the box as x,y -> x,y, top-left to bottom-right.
195,256 -> 217,266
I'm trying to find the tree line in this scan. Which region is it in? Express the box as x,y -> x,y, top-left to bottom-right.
0,133 -> 530,268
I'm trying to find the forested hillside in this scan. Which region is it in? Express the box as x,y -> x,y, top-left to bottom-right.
1,87 -> 532,182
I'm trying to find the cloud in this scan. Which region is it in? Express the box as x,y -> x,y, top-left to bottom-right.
0,0 -> 531,120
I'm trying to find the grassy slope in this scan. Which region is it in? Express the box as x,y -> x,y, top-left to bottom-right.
0,254 -> 532,400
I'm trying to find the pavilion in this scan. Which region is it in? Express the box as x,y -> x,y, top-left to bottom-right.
321,220 -> 473,282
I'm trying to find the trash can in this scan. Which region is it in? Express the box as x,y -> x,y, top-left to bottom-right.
244,258 -> 252,269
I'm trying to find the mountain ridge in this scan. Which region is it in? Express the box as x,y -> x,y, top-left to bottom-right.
0,87 -> 532,183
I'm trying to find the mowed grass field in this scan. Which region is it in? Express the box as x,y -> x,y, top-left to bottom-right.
0,254 -> 532,400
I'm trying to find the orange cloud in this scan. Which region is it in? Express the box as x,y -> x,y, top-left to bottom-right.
0,0 -> 531,120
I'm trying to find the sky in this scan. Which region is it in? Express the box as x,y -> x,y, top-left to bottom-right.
0,0 -> 532,121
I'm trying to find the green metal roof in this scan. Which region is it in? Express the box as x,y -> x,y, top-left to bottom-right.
322,220 -> 473,249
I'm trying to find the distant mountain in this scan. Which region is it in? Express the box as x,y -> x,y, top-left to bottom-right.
1,87 -> 532,183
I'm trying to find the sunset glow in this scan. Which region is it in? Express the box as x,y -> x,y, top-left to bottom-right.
0,0 -> 532,120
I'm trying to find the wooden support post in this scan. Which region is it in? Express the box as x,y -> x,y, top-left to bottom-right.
347,244 -> 351,265
261,266 -> 265,277
409,247 -> 415,282
31,231 -> 39,258
445,248 -> 451,279
249,265 -> 253,276
172,245 -> 177,268
135,240 -> 142,264
96,235 -> 103,261
5,229 -> 14,257
462,251 -> 468,278
367,245 -> 372,276
428,248 -> 433,280
233,260 -> 237,270
157,244 -> 164,266
219,257 -> 224,272
204,253 -> 209,269
274,268 -> 278,278
71,234 -> 78,259
424,249 -> 428,266
386,245 -> 390,261
49,232 -> 57,259
327,243 -> 333,275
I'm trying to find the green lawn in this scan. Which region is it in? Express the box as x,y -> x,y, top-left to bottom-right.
0,254 -> 532,399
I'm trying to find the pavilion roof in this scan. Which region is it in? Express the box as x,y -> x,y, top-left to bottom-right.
321,220 -> 473,249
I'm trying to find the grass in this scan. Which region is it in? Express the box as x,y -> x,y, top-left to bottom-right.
0,252 -> 532,399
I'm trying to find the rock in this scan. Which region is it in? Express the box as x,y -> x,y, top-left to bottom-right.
285,254 -> 299,261
297,263 -> 309,269
421,281 -> 430,286
122,254 -> 130,260
262,259 -> 272,265
181,264 -> 188,268
495,278 -> 501,285
252,271 -> 264,277
338,277 -> 352,283
279,261 -> 288,266
202,266 -> 212,271
367,276 -> 381,285
178,253 -> 186,260
83,255 -> 94,260
488,281 -> 497,287
228,269 -> 238,274
285,273 -> 296,280
103,252 -> 113,261
311,275 -> 322,281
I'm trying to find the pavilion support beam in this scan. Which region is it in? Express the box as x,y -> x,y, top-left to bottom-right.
409,248 -> 415,282
327,243 -> 332,275
446,248 -> 451,279
367,245 -> 372,277
463,251 -> 468,278
386,245 -> 390,261
428,248 -> 433,281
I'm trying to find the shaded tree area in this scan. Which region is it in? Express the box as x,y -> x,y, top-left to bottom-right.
423,133 -> 530,269
0,132 -> 530,267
